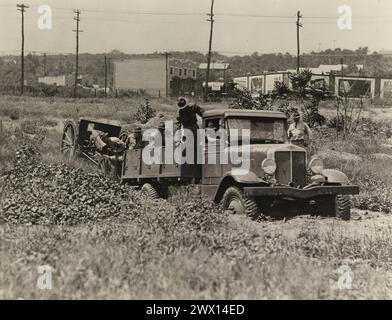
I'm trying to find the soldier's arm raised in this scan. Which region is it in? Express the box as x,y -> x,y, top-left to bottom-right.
193,104 -> 204,116
305,123 -> 312,140
287,124 -> 293,139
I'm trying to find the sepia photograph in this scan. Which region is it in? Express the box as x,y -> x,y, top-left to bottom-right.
1,0 -> 392,306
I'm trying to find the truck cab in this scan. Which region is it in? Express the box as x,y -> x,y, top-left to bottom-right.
201,109 -> 358,220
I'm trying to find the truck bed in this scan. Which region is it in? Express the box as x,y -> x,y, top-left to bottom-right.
121,148 -> 201,184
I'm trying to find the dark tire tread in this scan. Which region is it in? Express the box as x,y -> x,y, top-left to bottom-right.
141,183 -> 160,200
336,195 -> 351,220
222,186 -> 261,220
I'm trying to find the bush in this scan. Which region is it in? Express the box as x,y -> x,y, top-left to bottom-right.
135,99 -> 156,124
40,84 -> 59,97
8,109 -> 19,120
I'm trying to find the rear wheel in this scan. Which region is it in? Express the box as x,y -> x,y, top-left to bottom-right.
222,186 -> 261,220
61,120 -> 78,158
141,183 -> 160,200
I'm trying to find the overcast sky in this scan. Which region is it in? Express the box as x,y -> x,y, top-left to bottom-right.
0,0 -> 391,55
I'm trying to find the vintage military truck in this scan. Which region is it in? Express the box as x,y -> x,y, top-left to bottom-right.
120,109 -> 359,220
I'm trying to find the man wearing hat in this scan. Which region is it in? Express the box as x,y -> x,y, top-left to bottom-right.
176,97 -> 204,131
176,97 -> 204,164
127,125 -> 143,150
287,111 -> 312,148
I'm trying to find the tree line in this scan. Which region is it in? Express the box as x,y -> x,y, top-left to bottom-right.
0,47 -> 391,89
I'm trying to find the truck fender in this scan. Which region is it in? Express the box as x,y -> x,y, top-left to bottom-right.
321,169 -> 350,185
213,171 -> 265,202
225,170 -> 262,184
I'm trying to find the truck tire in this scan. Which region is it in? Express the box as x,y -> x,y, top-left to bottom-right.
335,195 -> 351,221
141,183 -> 160,200
222,186 -> 260,220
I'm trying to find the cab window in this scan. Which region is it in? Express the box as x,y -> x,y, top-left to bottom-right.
226,117 -> 287,144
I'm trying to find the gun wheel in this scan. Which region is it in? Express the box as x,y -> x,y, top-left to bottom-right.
222,186 -> 261,220
119,131 -> 129,146
99,157 -> 118,180
61,120 -> 78,158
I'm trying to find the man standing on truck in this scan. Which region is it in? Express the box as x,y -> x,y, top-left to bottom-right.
176,97 -> 204,130
176,97 -> 204,164
287,111 -> 312,148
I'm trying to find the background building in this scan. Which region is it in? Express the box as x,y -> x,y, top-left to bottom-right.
113,57 -> 198,97
169,59 -> 198,96
38,74 -> 79,87
234,72 -> 290,96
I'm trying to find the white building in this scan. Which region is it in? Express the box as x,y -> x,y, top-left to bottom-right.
233,72 -> 290,96
286,64 -> 348,75
38,75 -> 66,86
38,75 -> 81,87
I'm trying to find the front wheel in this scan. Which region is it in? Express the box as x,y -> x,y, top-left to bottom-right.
315,195 -> 351,220
335,195 -> 351,221
222,186 -> 261,220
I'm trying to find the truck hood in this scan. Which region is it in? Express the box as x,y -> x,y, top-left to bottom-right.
227,143 -> 306,159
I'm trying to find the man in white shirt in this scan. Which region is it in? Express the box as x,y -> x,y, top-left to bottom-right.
287,111 -> 312,148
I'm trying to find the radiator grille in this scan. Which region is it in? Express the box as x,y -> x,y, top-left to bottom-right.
292,151 -> 306,187
275,152 -> 290,185
275,151 -> 306,187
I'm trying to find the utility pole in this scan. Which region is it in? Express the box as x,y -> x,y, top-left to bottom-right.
296,10 -> 302,74
164,52 -> 170,98
17,3 -> 28,95
108,57 -> 111,90
42,53 -> 47,76
204,0 -> 215,102
104,55 -> 107,98
73,9 -> 82,98
341,57 -> 344,82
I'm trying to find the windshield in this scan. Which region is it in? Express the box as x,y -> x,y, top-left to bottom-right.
227,117 -> 287,144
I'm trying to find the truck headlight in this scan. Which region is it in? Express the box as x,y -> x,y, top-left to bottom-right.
309,157 -> 324,174
262,158 -> 277,175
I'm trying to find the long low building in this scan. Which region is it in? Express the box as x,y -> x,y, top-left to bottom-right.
235,70 -> 392,100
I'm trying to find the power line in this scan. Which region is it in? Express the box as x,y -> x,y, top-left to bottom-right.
4,4 -> 391,20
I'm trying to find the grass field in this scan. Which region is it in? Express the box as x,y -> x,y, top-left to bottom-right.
1,95 -> 392,299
